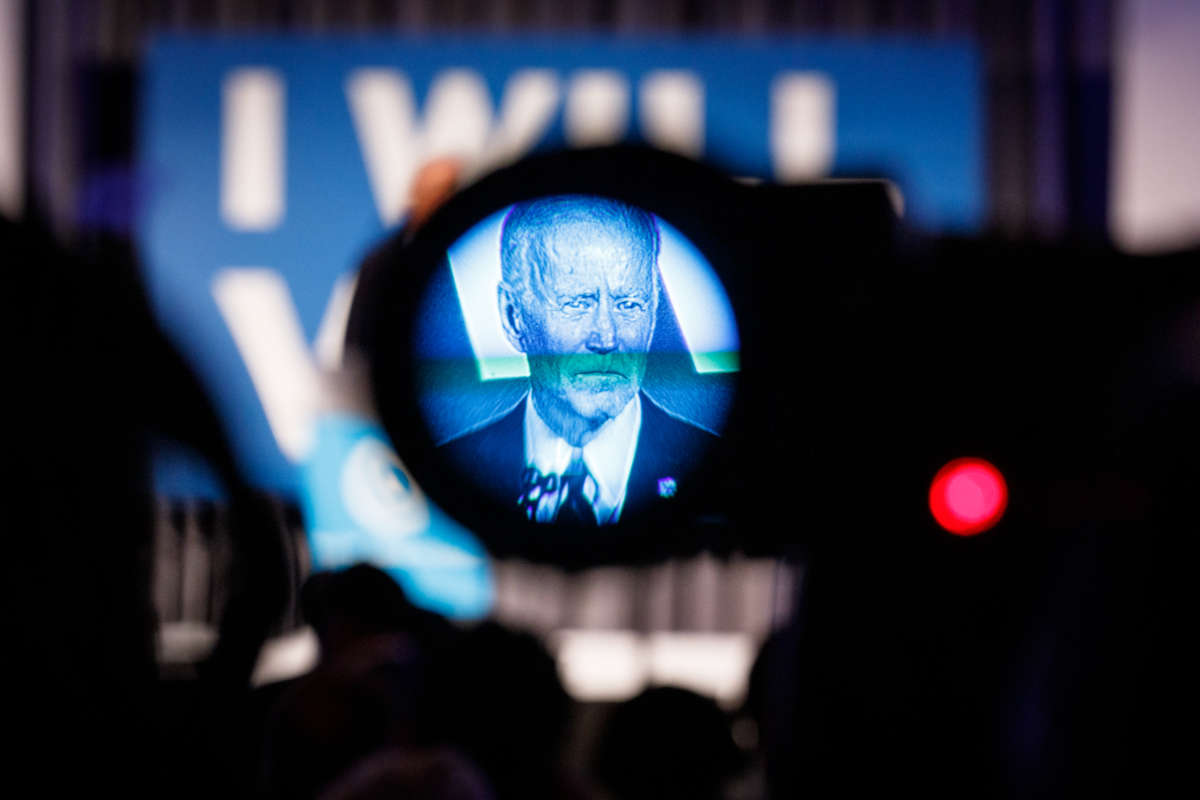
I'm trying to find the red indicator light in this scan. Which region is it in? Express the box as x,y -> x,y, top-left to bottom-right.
928,458 -> 1008,536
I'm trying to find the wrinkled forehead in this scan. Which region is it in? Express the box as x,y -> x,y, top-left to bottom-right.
540,218 -> 655,286
503,196 -> 660,293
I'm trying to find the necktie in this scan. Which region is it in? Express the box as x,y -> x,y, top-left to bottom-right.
557,450 -> 597,525
516,451 -> 598,524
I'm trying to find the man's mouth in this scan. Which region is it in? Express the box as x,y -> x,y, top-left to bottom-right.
573,369 -> 627,381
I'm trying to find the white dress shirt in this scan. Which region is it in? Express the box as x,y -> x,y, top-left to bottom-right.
523,392 -> 642,524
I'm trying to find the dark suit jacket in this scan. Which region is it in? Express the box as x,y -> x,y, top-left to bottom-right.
441,391 -> 718,521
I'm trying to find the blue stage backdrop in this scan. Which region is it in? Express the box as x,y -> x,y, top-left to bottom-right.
137,34 -> 982,498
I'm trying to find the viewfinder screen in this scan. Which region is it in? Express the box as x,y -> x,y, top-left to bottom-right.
413,194 -> 739,527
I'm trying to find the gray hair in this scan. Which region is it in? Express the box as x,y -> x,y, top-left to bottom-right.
499,195 -> 661,308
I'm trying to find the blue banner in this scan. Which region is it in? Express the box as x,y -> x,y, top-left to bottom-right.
138,34 -> 982,496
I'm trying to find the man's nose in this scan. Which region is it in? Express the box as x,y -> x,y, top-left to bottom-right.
586,299 -> 617,354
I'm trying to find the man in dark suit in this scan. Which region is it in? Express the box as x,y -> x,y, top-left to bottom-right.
442,195 -> 716,525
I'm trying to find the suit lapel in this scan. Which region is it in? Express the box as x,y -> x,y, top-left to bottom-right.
624,393 -> 669,515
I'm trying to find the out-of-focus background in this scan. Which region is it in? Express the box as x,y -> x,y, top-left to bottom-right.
3,2 -> 1198,794
7,0 -> 1197,247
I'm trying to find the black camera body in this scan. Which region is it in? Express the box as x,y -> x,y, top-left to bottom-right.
348,145 -> 1197,794
349,146 -> 1195,567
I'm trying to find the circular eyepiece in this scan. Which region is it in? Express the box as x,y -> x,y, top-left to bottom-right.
351,149 -> 747,565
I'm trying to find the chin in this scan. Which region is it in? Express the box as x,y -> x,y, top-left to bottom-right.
566,386 -> 636,424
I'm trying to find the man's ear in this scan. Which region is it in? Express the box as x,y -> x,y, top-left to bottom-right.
497,284 -> 526,352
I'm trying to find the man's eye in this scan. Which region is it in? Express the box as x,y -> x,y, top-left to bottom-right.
563,298 -> 593,311
616,299 -> 645,312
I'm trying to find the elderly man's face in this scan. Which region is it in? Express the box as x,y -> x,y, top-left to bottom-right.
514,218 -> 657,443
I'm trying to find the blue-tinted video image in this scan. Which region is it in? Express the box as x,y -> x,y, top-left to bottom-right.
415,195 -> 738,525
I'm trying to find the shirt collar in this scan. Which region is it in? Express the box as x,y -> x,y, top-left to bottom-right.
523,392 -> 642,523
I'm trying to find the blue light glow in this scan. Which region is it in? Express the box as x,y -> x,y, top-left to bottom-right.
446,206 -> 739,380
